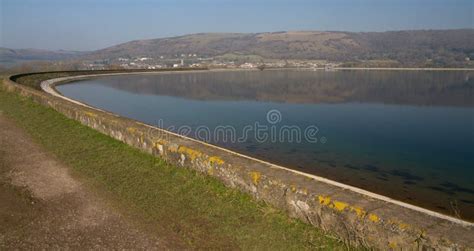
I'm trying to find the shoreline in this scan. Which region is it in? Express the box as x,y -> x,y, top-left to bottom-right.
332,67 -> 474,71
265,66 -> 474,71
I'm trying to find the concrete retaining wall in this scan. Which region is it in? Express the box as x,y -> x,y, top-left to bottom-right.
3,71 -> 473,250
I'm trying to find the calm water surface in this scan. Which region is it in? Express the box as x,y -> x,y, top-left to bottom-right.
57,70 -> 474,220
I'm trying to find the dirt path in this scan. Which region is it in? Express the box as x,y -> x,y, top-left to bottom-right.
0,114 -> 169,249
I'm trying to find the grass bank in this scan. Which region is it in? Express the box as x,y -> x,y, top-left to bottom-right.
0,79 -> 350,249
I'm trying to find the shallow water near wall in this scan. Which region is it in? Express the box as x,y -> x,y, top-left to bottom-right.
57,69 -> 474,220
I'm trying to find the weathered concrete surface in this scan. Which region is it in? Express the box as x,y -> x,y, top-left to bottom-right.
3,71 -> 474,250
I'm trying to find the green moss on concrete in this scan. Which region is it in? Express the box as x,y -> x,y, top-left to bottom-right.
0,85 -> 350,250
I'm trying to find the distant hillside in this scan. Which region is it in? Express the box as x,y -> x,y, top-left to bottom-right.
0,48 -> 83,67
86,29 -> 474,67
3,29 -> 473,68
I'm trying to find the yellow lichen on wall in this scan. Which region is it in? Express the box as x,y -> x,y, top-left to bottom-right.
249,171 -> 262,186
318,195 -> 331,206
316,196 -> 382,225
84,111 -> 98,118
388,241 -> 398,249
350,206 -> 366,218
333,201 -> 349,211
126,127 -> 137,134
155,139 -> 168,146
178,146 -> 202,161
368,213 -> 380,223
209,156 -> 225,165
125,127 -> 144,138
398,222 -> 410,231
388,219 -> 411,232
317,196 -> 372,220
290,185 -> 297,192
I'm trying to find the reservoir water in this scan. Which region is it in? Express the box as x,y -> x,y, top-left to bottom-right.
57,69 -> 474,220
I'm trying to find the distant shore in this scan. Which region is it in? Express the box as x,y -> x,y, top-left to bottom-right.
332,67 -> 474,71
263,67 -> 474,71
211,67 -> 474,72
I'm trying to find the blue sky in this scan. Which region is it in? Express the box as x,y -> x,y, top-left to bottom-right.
1,0 -> 472,51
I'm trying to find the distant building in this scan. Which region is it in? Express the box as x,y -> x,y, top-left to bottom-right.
137,57 -> 151,61
324,64 -> 336,71
240,62 -> 256,69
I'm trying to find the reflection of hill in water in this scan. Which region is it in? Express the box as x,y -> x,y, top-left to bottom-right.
96,70 -> 474,107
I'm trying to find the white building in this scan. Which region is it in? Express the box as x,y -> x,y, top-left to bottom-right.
240,62 -> 256,69
137,57 -> 151,61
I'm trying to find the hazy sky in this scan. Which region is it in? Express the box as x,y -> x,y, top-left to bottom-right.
1,0 -> 472,51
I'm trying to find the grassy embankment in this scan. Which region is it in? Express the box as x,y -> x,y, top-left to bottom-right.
0,75 -> 352,250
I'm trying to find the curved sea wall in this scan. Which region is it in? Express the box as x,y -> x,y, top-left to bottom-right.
3,71 -> 473,250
